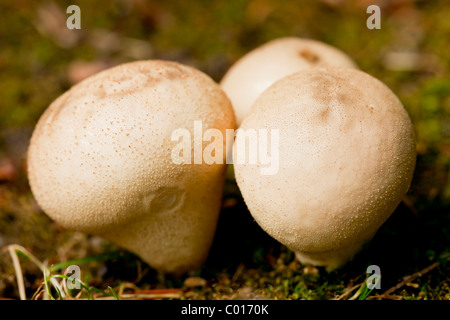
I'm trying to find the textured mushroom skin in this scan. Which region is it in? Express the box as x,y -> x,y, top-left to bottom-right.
28,60 -> 235,274
221,37 -> 358,126
234,68 -> 416,270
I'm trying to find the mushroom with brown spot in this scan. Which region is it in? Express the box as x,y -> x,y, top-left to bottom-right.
27,60 -> 236,274
221,37 -> 358,126
233,67 -> 416,270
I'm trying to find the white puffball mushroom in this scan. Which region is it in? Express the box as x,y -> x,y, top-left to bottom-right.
27,60 -> 235,274
234,67 -> 416,270
221,37 -> 358,126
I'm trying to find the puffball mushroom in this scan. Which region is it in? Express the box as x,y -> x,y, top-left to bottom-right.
27,60 -> 235,274
221,37 -> 358,126
233,67 -> 416,270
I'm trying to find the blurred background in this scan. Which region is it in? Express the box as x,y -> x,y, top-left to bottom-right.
0,0 -> 448,300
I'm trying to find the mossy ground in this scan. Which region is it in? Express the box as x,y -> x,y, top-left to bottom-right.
0,0 -> 448,300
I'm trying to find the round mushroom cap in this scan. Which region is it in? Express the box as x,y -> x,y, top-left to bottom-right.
221,37 -> 358,126
28,60 -> 235,273
234,67 -> 416,269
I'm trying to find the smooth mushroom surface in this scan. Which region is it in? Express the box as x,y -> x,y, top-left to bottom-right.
27,60 -> 235,274
221,37 -> 358,126
233,67 -> 416,270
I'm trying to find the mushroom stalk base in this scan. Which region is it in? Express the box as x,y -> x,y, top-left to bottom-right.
294,238 -> 372,271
